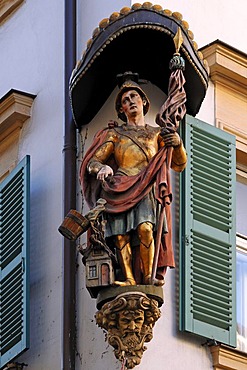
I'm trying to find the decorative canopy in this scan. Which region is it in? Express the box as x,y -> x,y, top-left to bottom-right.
69,2 -> 209,129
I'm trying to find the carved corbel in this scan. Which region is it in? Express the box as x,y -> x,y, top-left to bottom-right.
95,292 -> 161,369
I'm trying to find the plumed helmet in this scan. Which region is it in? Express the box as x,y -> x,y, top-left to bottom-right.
115,72 -> 150,122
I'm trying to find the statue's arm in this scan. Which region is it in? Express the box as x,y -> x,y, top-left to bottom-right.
171,140 -> 187,172
87,131 -> 116,180
158,131 -> 187,172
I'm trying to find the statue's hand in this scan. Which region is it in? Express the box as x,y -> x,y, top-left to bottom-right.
161,131 -> 181,148
97,165 -> 114,181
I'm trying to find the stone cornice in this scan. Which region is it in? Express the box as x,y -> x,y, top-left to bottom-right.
210,345 -> 247,370
201,40 -> 247,94
0,0 -> 24,25
0,89 -> 36,139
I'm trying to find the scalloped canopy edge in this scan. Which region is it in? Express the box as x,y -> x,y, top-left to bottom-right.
70,4 -> 209,128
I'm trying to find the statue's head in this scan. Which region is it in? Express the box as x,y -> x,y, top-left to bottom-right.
118,309 -> 144,337
115,72 -> 150,122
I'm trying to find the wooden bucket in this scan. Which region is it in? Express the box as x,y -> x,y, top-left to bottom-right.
58,209 -> 90,241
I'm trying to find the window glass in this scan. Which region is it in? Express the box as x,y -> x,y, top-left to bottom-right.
236,180 -> 247,352
236,181 -> 247,236
237,247 -> 247,352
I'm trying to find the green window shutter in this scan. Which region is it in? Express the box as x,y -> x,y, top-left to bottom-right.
0,156 -> 30,368
179,116 -> 236,347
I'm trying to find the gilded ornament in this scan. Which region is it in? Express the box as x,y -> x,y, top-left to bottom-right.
197,51 -> 204,60
99,18 -> 109,29
92,27 -> 100,39
163,9 -> 172,16
192,40 -> 198,51
172,11 -> 183,21
203,59 -> 210,74
188,29 -> 194,40
173,27 -> 184,54
120,7 -> 131,15
182,20 -> 189,30
152,4 -> 163,12
109,12 -> 120,22
86,38 -> 92,50
142,2 -> 153,9
131,3 -> 142,10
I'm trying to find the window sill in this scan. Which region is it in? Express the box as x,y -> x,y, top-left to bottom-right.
210,344 -> 247,370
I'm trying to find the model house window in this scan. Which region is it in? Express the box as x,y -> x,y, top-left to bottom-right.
89,265 -> 97,279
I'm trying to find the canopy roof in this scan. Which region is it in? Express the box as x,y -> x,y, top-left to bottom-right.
69,3 -> 209,129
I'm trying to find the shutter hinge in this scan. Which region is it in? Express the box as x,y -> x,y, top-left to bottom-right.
22,258 -> 25,273
184,235 -> 190,245
202,339 -> 219,347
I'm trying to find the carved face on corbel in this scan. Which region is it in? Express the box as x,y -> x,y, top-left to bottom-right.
95,292 -> 161,369
118,309 -> 145,336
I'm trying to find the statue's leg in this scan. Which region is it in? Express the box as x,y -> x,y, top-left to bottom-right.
137,222 -> 155,285
138,222 -> 165,286
114,234 -> 136,286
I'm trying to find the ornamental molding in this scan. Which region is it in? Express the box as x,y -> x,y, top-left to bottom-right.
210,344 -> 247,370
0,0 -> 24,25
201,40 -> 247,95
0,89 -> 36,139
0,89 -> 35,181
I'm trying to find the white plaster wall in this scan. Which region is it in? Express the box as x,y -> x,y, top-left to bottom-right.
154,0 -> 247,52
0,1 -> 64,369
76,1 -> 247,370
77,0 -> 130,57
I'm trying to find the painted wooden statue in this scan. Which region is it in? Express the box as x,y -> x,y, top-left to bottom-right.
80,63 -> 187,288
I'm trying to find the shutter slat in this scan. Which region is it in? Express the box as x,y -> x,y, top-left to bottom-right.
192,172 -> 231,195
193,200 -> 231,223
192,211 -> 231,231
193,166 -> 230,189
1,220 -> 23,247
194,188 -> 231,207
194,158 -> 231,181
193,288 -> 232,308
1,205 -> 23,229
1,187 -> 23,214
192,232 -> 231,255
1,305 -> 23,339
192,143 -> 231,169
193,193 -> 230,213
193,269 -> 231,288
2,238 -> 22,262
192,129 -> 231,155
192,179 -> 231,200
193,247 -> 231,268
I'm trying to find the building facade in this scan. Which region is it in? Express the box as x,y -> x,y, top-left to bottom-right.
0,1 -> 246,370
